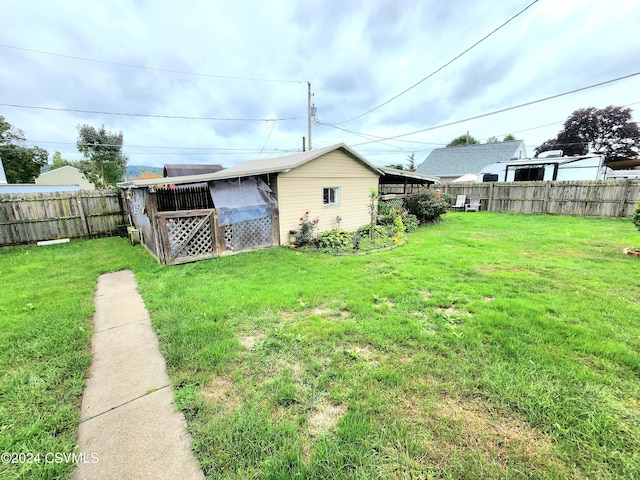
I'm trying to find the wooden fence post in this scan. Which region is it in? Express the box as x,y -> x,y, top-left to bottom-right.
75,191 -> 91,237
543,182 -> 552,214
488,182 -> 494,211
618,179 -> 630,217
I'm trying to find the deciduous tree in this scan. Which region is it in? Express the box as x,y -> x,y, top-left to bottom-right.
535,106 -> 640,163
0,144 -> 48,183
447,134 -> 478,147
0,116 -> 48,183
50,151 -> 75,170
76,124 -> 128,188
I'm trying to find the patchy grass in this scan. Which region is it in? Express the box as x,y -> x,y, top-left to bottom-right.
0,237 -> 156,480
2,212 -> 640,479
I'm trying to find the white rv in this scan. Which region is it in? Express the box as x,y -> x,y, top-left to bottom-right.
477,152 -> 610,183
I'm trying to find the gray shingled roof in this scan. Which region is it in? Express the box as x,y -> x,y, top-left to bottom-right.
416,140 -> 527,177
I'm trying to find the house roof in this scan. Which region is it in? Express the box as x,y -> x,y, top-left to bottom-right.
416,140 -> 527,177
163,164 -> 223,177
37,165 -> 82,177
119,143 -> 383,188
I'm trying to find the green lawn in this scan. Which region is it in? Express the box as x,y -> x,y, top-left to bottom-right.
1,212 -> 639,479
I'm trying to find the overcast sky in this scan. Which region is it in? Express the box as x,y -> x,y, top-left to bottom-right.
2,0 -> 639,171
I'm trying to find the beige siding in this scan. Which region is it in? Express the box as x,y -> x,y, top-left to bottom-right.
277,151 -> 379,244
35,166 -> 95,190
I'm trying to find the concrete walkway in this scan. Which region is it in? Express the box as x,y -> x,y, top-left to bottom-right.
74,270 -> 204,480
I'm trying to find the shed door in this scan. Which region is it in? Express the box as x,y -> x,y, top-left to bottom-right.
157,210 -> 218,265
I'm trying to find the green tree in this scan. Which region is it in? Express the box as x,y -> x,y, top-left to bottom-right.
50,151 -> 75,170
76,124 -> 128,188
503,134 -> 516,141
406,153 -> 416,171
0,116 -> 48,183
447,133 -> 479,147
0,144 -> 48,183
486,136 -> 499,143
0,115 -> 26,144
535,106 -> 640,163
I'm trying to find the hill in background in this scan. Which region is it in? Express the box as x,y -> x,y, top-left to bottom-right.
125,165 -> 163,180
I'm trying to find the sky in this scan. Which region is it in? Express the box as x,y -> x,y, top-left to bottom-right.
2,0 -> 639,172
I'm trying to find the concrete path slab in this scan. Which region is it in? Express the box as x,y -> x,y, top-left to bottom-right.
74,270 -> 204,480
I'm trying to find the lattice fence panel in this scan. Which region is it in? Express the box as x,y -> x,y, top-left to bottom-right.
223,215 -> 274,252
165,215 -> 213,259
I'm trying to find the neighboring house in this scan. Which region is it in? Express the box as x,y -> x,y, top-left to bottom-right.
119,143 -> 436,264
35,165 -> 95,190
416,140 -> 527,183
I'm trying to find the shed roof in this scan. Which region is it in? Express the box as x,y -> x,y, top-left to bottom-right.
163,164 -> 223,177
119,143 -> 383,188
378,166 -> 440,184
416,140 -> 527,177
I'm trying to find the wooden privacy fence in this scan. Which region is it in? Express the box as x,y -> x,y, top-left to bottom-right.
439,180 -> 640,217
0,189 -> 127,246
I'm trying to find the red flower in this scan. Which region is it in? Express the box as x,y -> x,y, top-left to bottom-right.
305,211 -> 309,215
300,217 -> 304,221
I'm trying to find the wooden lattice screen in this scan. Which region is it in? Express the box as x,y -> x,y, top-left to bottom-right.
157,210 -> 217,264
156,185 -> 213,212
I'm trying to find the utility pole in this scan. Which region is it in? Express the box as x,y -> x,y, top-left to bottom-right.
307,81 -> 312,150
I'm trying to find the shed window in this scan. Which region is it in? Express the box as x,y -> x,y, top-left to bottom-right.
323,187 -> 340,206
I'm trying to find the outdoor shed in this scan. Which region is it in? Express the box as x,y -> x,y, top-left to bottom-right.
119,143 -> 389,264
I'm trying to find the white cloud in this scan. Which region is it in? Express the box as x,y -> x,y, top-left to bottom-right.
1,0 -> 638,169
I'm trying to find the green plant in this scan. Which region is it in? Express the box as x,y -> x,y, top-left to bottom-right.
406,188 -> 453,223
404,213 -> 419,232
391,215 -> 406,245
633,201 -> 640,233
319,228 -> 353,250
377,201 -> 400,225
297,211 -> 319,246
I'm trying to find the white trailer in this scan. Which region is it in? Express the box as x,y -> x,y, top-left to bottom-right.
477,154 -> 610,183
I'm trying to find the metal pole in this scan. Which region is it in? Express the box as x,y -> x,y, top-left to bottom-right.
307,81 -> 312,150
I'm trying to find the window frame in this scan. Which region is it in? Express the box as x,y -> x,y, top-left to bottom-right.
322,187 -> 340,206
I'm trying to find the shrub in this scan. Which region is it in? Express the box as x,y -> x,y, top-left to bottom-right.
319,229 -> 353,249
634,202 -> 640,233
377,201 -> 401,225
404,213 -> 419,233
406,188 -> 453,223
297,211 -> 319,246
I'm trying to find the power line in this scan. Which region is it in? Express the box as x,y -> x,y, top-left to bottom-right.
0,103 -> 297,122
334,0 -> 540,125
0,43 -> 303,84
351,71 -> 640,146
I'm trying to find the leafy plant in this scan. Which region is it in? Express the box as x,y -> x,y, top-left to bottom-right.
633,201 -> 640,233
297,211 -> 319,246
319,228 -> 353,249
404,213 -> 419,232
406,188 -> 453,223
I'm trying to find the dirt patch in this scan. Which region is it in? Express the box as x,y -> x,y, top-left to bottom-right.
483,296 -> 495,303
307,401 -> 346,436
351,345 -> 377,362
433,394 -> 555,463
239,334 -> 263,350
200,375 -> 236,406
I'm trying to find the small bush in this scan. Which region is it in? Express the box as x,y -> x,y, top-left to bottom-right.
634,202 -> 640,233
406,188 -> 453,223
297,211 -> 319,246
319,229 -> 353,249
404,214 -> 419,233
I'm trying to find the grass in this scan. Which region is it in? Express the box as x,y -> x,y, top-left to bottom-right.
1,212 -> 639,479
